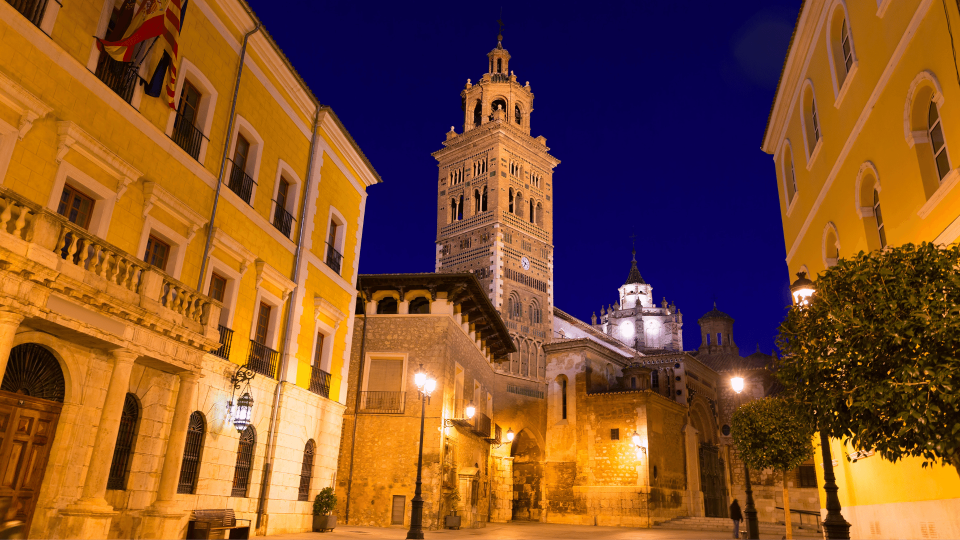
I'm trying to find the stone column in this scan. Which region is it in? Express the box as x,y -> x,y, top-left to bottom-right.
58,349 -> 137,539
683,424 -> 704,518
0,311 -> 25,382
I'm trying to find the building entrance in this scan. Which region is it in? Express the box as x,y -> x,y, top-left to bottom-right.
699,443 -> 728,518
510,429 -> 542,521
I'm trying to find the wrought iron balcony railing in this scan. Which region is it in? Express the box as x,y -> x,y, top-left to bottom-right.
471,412 -> 492,438
247,339 -> 279,379
6,0 -> 50,28
308,367 -> 331,398
226,159 -> 256,205
172,110 -> 207,160
272,202 -> 295,238
325,242 -> 342,275
94,53 -> 140,104
359,391 -> 405,414
213,325 -> 233,360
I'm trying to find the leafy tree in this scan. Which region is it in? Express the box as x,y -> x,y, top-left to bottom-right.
313,487 -> 337,516
732,396 -> 814,537
777,242 -> 960,475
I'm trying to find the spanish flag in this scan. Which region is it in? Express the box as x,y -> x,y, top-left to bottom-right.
97,0 -> 169,62
152,0 -> 188,109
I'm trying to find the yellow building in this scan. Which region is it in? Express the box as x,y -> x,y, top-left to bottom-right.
0,0 -> 378,538
762,0 -> 960,537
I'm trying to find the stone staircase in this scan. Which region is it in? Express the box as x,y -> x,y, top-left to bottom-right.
656,516 -> 821,537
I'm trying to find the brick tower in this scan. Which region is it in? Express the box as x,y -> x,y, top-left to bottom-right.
433,33 -> 560,382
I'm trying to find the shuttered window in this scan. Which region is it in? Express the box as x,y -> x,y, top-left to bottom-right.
107,393 -> 140,490
367,359 -> 403,392
391,495 -> 405,525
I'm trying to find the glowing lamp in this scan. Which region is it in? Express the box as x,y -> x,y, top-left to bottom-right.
619,320 -> 635,339
506,428 -> 515,442
790,271 -> 816,306
731,377 -> 745,394
424,378 -> 436,397
631,430 -> 641,446
414,371 -> 427,390
231,392 -> 253,433
465,402 -> 476,419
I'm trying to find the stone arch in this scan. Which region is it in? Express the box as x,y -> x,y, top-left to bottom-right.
510,427 -> 543,521
2,343 -> 66,403
12,331 -> 82,405
689,398 -> 717,445
825,0 -> 858,100
822,222 -> 840,267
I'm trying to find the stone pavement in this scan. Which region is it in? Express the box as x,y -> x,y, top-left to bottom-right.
271,522 -> 822,539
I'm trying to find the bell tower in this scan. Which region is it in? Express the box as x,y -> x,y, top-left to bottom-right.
433,34 -> 560,382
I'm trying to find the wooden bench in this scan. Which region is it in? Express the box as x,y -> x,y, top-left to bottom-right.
186,509 -> 250,540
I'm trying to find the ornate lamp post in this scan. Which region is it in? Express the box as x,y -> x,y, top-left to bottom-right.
229,365 -> 256,432
789,272 -> 851,539
730,377 -> 759,540
407,364 -> 436,540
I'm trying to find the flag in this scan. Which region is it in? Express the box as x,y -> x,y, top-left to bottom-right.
104,0 -> 138,42
145,51 -> 171,98
97,0 -> 167,62
159,0 -> 188,109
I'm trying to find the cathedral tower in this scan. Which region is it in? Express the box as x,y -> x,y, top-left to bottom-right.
433,34 -> 560,382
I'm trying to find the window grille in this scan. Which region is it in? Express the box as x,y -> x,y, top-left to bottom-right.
177,411 -> 206,494
231,426 -> 256,497
2,344 -> 65,402
611,428 -> 620,440
798,464 -> 818,488
107,393 -> 140,490
298,439 -> 316,501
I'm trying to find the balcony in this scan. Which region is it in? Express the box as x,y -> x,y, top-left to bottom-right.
6,0 -> 50,28
471,412 -> 492,438
485,424 -> 502,445
272,203 -> 295,238
94,53 -> 140,104
359,391 -> 405,414
247,340 -> 279,379
308,366 -> 331,398
171,110 -> 207,160
325,242 -> 342,275
213,325 -> 233,360
226,159 -> 256,205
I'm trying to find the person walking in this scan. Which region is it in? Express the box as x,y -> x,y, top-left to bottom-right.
730,498 -> 743,539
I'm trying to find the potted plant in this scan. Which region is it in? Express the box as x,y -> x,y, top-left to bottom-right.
313,487 -> 337,532
444,490 -> 462,530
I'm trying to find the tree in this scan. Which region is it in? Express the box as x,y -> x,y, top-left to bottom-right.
777,242 -> 960,476
732,396 -> 814,538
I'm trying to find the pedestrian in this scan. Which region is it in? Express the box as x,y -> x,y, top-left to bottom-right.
730,498 -> 743,539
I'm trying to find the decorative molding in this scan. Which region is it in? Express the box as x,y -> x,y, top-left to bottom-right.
314,295 -> 346,329
319,111 -> 379,188
255,259 -> 296,302
904,71 -> 944,147
833,61 -> 858,109
877,0 -> 893,17
0,71 -> 53,140
56,122 -> 142,200
210,227 -> 255,275
805,138 -> 823,171
142,181 -> 207,242
854,161 -> 881,218
917,168 -> 960,219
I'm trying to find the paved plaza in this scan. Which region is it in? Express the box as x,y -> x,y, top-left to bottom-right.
273,522 -> 821,539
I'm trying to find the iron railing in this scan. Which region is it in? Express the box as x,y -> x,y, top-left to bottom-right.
272,202 -> 295,238
247,339 -> 279,379
226,159 -> 256,205
471,412 -> 492,437
213,325 -> 233,360
359,391 -> 405,414
308,367 -> 331,398
6,0 -> 49,27
94,53 -> 140,103
325,242 -> 342,274
172,109 -> 206,160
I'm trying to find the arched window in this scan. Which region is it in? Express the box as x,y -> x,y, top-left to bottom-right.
409,297 -> 430,314
828,6 -> 857,92
520,341 -> 529,376
535,202 -> 543,226
782,142 -> 798,204
823,222 -> 840,267
474,189 -> 481,213
473,100 -> 482,127
178,411 -> 206,494
529,199 -> 535,224
651,371 -> 660,389
515,192 -> 524,219
298,439 -> 315,502
929,100 -> 950,181
561,378 -> 568,419
874,189 -> 886,248
107,393 -> 140,490
497,59 -> 502,73
457,194 -> 464,221
840,20 -> 853,75
481,186 -> 488,211
231,425 -> 256,497
377,297 -> 398,314
515,105 -> 522,125
529,301 -> 541,324
802,82 -> 821,161
492,99 -> 507,120
509,189 -> 514,213
450,198 -> 457,223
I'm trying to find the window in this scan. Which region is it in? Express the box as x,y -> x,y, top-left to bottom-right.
717,333 -> 722,346
798,464 -> 817,488
561,378 -> 567,419
874,189 -> 886,248
107,393 -> 140,490
173,80 -> 203,159
231,426 -> 256,497
458,194 -> 464,220
529,198 -> 535,223
481,186 -> 488,211
611,428 -> 620,440
363,357 -> 404,413
409,297 -> 430,314
929,101 -> 950,181
802,82 -> 822,163
651,371 -> 659,389
509,189 -> 514,213
508,294 -> 521,320
811,99 -> 821,143
823,223 -> 840,267
144,235 -> 170,269
298,439 -> 315,502
234,134 -> 250,171
177,411 -> 205,494
273,177 -> 293,237
529,301 -> 542,325
209,273 -> 227,302
473,100 -> 482,127
474,189 -> 481,213
57,184 -> 94,229
840,20 -> 853,74
497,59 -> 502,73
450,198 -> 457,222
228,133 -> 254,203
377,297 -> 398,314
391,495 -> 405,525
782,143 -> 798,205
255,302 -> 271,345
706,333 -> 711,346
515,104 -> 522,125
326,218 -> 344,274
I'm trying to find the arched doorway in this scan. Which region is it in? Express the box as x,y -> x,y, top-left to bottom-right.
510,429 -> 542,521
691,401 -> 727,518
0,343 -> 66,536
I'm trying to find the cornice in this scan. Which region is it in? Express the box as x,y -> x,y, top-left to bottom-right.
56,121 -> 142,200
433,121 -> 560,168
142,181 -> 208,242
0,70 -> 53,140
255,259 -> 296,301
211,226 -> 256,275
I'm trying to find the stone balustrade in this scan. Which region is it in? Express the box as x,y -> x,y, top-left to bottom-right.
55,221 -> 146,295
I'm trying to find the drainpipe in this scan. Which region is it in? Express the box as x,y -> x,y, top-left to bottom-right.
343,289 -> 369,524
196,21 -> 261,290
256,106 -> 322,532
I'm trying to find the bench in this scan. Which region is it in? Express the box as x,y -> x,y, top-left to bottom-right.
186,509 -> 251,540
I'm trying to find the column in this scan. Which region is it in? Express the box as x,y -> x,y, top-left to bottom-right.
74,349 -> 138,508
154,371 -> 201,507
0,311 -> 25,382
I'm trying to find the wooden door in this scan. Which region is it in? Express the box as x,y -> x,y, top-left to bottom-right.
0,392 -> 62,537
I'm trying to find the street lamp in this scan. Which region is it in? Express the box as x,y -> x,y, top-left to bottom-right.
730,378 -> 760,540
407,364 -> 436,540
630,430 -> 646,460
789,272 -> 851,540
505,428 -> 515,442
465,402 -> 476,419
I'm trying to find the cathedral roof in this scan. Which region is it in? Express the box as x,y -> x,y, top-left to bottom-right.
699,302 -> 733,322
624,250 -> 645,285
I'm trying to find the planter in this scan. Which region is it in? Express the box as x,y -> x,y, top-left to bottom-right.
444,515 -> 461,530
313,514 -> 337,532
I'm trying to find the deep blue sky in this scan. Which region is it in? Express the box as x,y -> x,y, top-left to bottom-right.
248,1 -> 800,355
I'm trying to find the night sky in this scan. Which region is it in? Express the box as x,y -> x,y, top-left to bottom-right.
247,1 -> 800,355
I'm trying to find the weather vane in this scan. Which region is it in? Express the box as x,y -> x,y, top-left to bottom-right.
497,7 -> 504,40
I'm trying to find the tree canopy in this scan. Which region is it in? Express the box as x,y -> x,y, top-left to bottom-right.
731,396 -> 814,472
777,242 -> 960,470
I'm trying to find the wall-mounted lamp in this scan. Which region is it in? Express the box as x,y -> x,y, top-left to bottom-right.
228,364 -> 256,433
506,427 -> 515,442
631,430 -> 647,459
